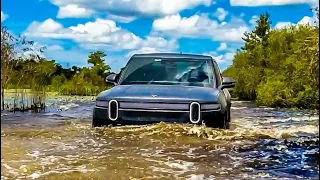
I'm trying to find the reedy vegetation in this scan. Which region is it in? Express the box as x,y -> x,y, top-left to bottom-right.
0,30 -> 114,98
1,8 -> 319,111
1,26 -> 48,111
223,8 -> 319,109
1,27 -> 114,111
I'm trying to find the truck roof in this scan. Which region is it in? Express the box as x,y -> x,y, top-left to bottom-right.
131,53 -> 212,60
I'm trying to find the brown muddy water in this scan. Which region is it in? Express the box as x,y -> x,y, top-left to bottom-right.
1,97 -> 319,179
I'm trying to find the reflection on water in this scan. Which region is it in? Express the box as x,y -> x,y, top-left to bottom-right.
1,97 -> 319,179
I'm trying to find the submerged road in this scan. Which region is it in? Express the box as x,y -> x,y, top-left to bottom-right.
1,97 -> 319,179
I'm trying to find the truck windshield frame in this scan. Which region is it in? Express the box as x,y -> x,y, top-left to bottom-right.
118,57 -> 216,88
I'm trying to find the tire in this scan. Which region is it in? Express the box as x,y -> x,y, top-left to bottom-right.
224,108 -> 230,129
227,104 -> 231,122
92,116 -> 103,127
205,110 -> 229,129
92,112 -> 112,127
216,111 -> 229,129
224,116 -> 230,129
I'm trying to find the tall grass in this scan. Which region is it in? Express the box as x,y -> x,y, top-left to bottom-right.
3,89 -> 47,112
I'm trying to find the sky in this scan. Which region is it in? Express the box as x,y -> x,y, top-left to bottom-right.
1,0 -> 318,72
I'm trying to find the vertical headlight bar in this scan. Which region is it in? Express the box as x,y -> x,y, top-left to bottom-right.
189,102 -> 201,124
108,100 -> 118,121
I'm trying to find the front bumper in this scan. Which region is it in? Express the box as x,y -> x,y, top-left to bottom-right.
93,103 -> 223,125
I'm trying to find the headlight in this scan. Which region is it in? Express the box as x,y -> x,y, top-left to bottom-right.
96,100 -> 108,107
201,104 -> 220,110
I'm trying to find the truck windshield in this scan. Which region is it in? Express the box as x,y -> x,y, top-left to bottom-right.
119,58 -> 214,87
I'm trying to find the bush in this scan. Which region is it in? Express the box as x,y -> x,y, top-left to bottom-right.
222,10 -> 319,110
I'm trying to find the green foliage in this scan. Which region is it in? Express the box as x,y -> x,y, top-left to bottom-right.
8,58 -> 57,90
88,51 -> 106,66
1,26 -> 114,97
223,8 -> 319,109
49,51 -> 113,96
51,74 -> 67,90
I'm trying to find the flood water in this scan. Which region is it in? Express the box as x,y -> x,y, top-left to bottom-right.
1,97 -> 319,179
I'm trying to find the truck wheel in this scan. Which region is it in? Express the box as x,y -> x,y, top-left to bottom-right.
92,112 -> 106,127
217,111 -> 229,129
227,104 -> 231,122
206,111 -> 229,129
92,117 -> 103,127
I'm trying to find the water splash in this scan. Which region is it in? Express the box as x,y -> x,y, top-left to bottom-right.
1,100 -> 319,179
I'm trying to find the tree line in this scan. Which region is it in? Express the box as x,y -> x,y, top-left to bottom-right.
1,26 -> 120,111
223,8 -> 319,110
1,26 -> 116,98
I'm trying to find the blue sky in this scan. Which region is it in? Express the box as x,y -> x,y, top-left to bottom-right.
1,0 -> 318,72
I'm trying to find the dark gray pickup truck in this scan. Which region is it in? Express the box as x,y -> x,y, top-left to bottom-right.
93,53 -> 235,129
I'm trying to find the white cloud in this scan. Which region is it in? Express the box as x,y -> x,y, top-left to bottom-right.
274,22 -> 294,29
25,18 -> 139,50
249,15 -> 259,25
28,18 -> 63,33
298,16 -> 314,24
204,52 -> 236,65
46,44 -> 64,51
49,0 -> 212,18
126,47 -> 172,59
203,49 -> 237,70
213,8 -> 228,21
230,0 -> 318,6
203,42 -> 241,69
107,14 -> 136,23
57,4 -> 95,18
24,18 -> 178,58
1,11 -> 8,22
152,13 -> 250,42
217,42 -> 227,51
126,36 -> 178,58
274,14 -> 316,29
23,18 -> 179,71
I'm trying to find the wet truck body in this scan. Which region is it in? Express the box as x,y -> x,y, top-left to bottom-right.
93,53 -> 235,129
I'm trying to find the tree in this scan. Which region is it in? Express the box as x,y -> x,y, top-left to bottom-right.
225,12 -> 273,100
1,26 -> 46,110
88,51 -> 107,66
88,51 -> 111,77
72,65 -> 78,72
242,12 -> 272,51
222,8 -> 319,109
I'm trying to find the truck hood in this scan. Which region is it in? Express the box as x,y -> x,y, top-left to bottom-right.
96,85 -> 220,103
